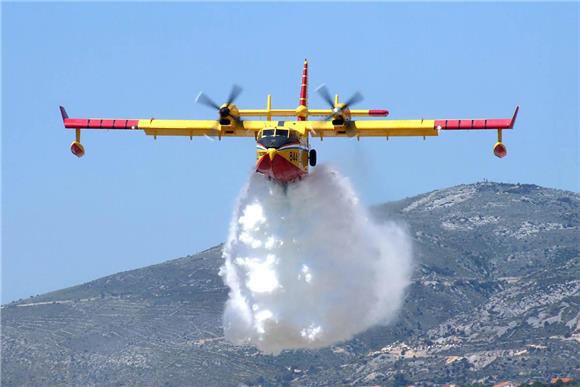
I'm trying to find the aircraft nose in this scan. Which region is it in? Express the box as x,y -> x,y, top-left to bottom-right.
268,148 -> 278,161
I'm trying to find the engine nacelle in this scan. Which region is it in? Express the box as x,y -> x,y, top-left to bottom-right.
70,141 -> 85,158
493,142 -> 507,158
218,103 -> 240,126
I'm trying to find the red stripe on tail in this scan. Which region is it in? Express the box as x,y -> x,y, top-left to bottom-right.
298,59 -> 308,121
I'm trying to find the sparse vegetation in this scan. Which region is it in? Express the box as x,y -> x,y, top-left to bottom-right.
2,183 -> 578,385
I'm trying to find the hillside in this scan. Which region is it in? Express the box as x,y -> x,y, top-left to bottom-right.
2,182 -> 579,386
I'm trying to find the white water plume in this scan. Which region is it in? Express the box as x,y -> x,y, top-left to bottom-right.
220,165 -> 413,354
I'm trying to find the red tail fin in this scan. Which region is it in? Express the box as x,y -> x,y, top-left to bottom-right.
298,59 -> 308,121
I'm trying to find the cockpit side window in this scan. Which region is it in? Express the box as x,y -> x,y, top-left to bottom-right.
276,129 -> 289,137
288,130 -> 299,141
262,129 -> 275,137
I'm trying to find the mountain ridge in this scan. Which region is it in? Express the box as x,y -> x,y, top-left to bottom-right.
2,181 -> 578,386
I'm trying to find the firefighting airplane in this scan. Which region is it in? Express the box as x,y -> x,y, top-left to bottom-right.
60,60 -> 518,183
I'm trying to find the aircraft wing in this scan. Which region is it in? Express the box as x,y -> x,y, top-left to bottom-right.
61,105 -> 518,139
60,107 -> 269,138
301,106 -> 519,138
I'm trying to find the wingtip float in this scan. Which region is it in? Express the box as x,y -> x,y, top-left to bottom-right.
60,61 -> 518,182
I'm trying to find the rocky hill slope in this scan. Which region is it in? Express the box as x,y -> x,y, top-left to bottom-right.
2,182 -> 578,386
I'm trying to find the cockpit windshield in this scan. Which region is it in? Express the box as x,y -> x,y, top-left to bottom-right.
261,129 -> 289,138
258,128 -> 298,149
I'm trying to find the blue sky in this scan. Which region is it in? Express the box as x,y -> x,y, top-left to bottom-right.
2,2 -> 578,303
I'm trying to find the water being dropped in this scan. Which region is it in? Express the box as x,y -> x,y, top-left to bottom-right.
220,165 -> 413,355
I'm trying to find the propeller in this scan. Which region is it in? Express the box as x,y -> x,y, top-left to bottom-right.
196,85 -> 243,121
315,84 -> 363,121
196,92 -> 220,110
225,84 -> 243,106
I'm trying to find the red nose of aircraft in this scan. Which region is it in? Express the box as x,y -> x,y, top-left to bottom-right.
256,149 -> 305,183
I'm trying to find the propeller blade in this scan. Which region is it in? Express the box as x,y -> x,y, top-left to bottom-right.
226,84 -> 243,106
343,91 -> 363,109
196,92 -> 220,110
315,84 -> 335,108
